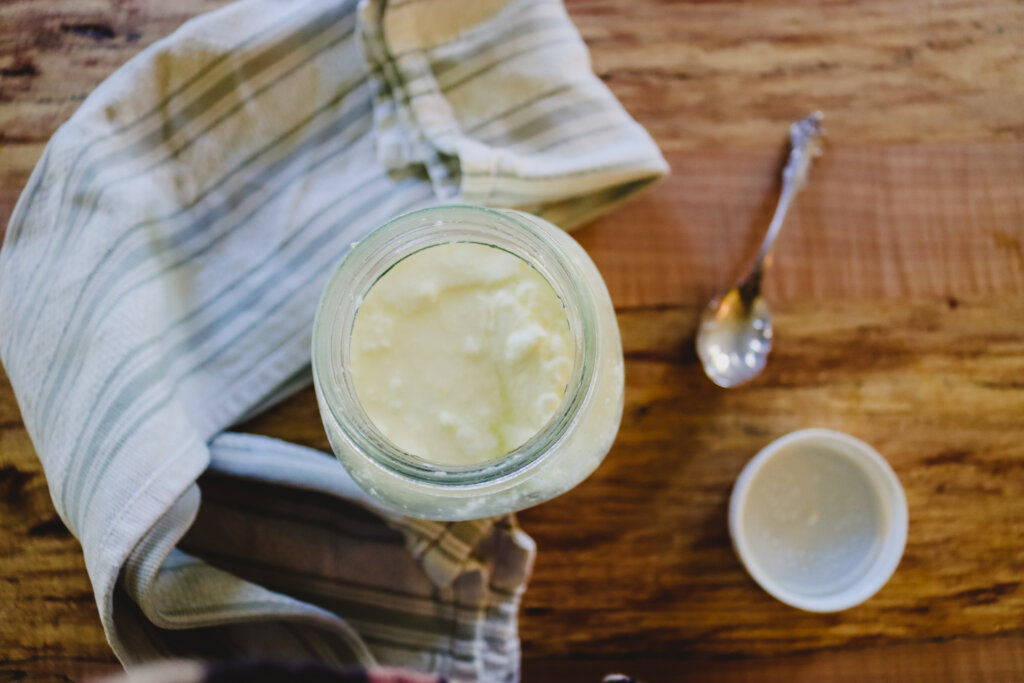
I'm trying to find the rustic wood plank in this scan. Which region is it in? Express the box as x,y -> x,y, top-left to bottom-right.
521,636 -> 1024,682
571,0 -> 1024,150
578,142 -> 1024,308
0,370 -> 117,673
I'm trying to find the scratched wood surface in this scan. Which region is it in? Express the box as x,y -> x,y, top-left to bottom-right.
2,0 -> 1024,680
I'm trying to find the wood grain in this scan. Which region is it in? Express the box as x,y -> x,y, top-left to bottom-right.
577,142 -> 1024,308
1,0 -> 1023,679
520,635 -> 1024,682
575,0 -> 1024,150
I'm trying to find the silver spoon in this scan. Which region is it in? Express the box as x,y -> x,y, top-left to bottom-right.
696,112 -> 824,388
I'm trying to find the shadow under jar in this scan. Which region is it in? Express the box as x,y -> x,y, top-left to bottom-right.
311,205 -> 624,520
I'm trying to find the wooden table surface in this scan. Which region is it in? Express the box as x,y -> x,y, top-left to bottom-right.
2,0 -> 1023,680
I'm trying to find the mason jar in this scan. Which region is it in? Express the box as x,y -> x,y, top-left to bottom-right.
311,205 -> 623,520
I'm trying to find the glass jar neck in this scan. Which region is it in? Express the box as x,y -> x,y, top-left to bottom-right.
312,205 -> 599,488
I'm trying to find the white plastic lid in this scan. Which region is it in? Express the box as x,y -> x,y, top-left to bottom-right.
729,428 -> 908,612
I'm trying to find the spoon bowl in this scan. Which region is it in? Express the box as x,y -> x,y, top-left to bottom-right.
697,289 -> 773,388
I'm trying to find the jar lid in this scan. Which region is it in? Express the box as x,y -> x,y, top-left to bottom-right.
728,428 -> 908,612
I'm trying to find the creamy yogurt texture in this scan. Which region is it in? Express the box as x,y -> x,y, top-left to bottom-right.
349,242 -> 574,465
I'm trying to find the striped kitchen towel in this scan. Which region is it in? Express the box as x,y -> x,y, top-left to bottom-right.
98,660 -> 448,683
0,0 -> 666,680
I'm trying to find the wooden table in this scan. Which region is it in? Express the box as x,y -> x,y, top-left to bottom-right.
2,0 -> 1023,680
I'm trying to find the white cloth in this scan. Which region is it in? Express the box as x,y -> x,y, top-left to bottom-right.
0,0 -> 667,679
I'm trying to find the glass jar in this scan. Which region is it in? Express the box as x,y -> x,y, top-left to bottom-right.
311,205 -> 624,520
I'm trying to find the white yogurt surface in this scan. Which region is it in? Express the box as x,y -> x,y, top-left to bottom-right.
349,242 -> 574,465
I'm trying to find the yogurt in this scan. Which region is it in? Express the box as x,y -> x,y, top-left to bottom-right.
312,205 -> 624,520
350,243 -> 574,465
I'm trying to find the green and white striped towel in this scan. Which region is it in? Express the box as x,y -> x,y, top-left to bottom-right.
0,0 -> 666,679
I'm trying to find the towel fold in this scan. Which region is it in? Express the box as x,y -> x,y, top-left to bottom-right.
0,0 -> 666,679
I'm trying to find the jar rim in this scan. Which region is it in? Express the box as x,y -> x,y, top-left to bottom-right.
311,204 -> 599,488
